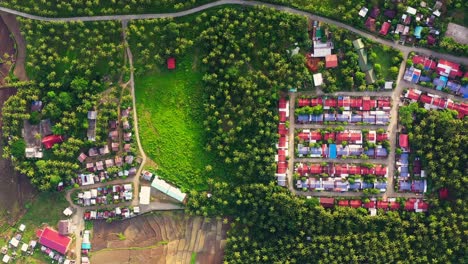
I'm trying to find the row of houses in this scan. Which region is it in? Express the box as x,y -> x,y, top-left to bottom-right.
396,133 -> 427,194
84,206 -> 140,220
297,96 -> 391,111
297,111 -> 390,125
404,89 -> 468,118
298,129 -> 389,144
297,143 -> 388,159
295,163 -> 388,177
76,184 -> 133,206
404,55 -> 467,97
276,97 -> 289,187
76,167 -> 136,186
84,155 -> 135,172
297,177 -> 387,192
319,197 -> 429,212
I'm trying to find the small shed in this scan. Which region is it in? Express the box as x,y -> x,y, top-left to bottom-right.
167,57 -> 176,70
2,255 -> 10,263
19,224 -> 26,232
313,73 -> 323,86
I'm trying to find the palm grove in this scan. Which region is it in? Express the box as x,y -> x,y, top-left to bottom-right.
1,5 -> 466,263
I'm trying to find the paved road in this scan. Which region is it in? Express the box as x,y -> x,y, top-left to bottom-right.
0,0 -> 467,64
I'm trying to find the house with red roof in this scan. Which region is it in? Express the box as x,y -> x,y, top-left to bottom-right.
419,94 -> 433,104
361,97 -> 376,111
366,131 -> 376,142
405,89 -> 421,101
377,99 -> 391,110
399,134 -> 409,152
278,123 -> 288,136
379,22 -> 391,35
323,98 -> 337,109
363,201 -> 375,209
309,164 -> 323,175
349,200 -> 362,208
323,132 -> 335,141
167,57 -> 176,70
338,96 -> 351,109
325,54 -> 338,68
374,165 -> 387,176
36,227 -> 71,255
377,201 -> 389,209
376,133 -> 388,142
437,59 -> 462,78
365,17 -> 376,31
42,135 -> 64,149
279,98 -> 287,109
298,98 -> 310,107
334,164 -> 348,176
338,200 -> 349,207
348,165 -> 361,175
405,199 -> 416,211
319,197 -> 335,208
278,136 -> 287,149
350,98 -> 362,108
310,97 -> 323,106
389,202 -> 400,210
412,55 -> 436,70
279,111 -> 287,122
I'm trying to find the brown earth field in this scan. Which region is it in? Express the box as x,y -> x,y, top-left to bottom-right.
91,211 -> 228,264
0,88 -> 36,230
0,16 -> 15,85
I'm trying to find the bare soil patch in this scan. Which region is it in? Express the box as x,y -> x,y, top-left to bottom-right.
0,12 -> 28,81
0,16 -> 15,85
91,211 -> 228,264
445,23 -> 468,45
0,88 -> 36,227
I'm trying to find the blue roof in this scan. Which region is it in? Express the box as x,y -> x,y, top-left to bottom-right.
433,77 -> 447,90
363,116 -> 375,123
311,147 -> 322,155
419,76 -> 431,82
446,81 -> 460,92
399,181 -> 411,191
366,148 -> 375,156
400,166 -> 409,177
329,144 -> 337,159
82,243 -> 91,250
349,182 -> 361,190
412,73 -> 420,83
412,180 -> 425,192
324,113 -> 335,121
362,182 -> 374,189
462,85 -> 468,98
351,115 -> 362,122
336,114 -> 349,122
414,26 -> 423,38
374,182 -> 387,189
298,115 -> 309,122
400,153 -> 409,164
376,147 -> 388,156
310,114 -> 323,122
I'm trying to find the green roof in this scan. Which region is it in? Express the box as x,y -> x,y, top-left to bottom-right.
365,68 -> 377,84
316,28 -> 323,39
352,38 -> 365,50
357,49 -> 369,71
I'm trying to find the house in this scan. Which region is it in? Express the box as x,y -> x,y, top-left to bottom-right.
406,6 -> 417,15
167,57 -> 176,70
99,145 -> 110,155
399,134 -> 409,152
139,186 -> 151,205
115,156 -> 123,167
338,200 -> 349,207
325,54 -> 338,68
361,97 -> 376,111
414,26 -> 423,39
121,108 -> 131,118
379,22 -> 391,35
2,255 -> 10,263
87,111 -> 97,142
122,120 -> 130,130
58,220 -> 71,236
369,7 -> 380,18
151,177 -> 187,203
124,143 -> 131,152
88,147 -> 98,157
384,9 -> 396,19
112,142 -> 119,152
124,132 -> 132,141
437,59 -> 462,78
427,35 -> 436,45
125,155 -> 134,164
349,200 -> 362,208
365,17 -> 376,31
36,227 -> 71,255
86,162 -> 94,172
412,55 -> 437,70
313,73 -> 323,86
42,135 -> 64,149
142,170 -> 153,181
105,159 -> 114,168
412,180 -> 427,193
319,197 -> 335,208
399,181 -> 411,191
95,161 -> 104,171
109,120 -> 118,129
109,130 -> 119,141
77,153 -> 87,163
405,89 -> 421,101
395,24 -> 405,34
401,14 -> 411,25
358,7 -> 368,17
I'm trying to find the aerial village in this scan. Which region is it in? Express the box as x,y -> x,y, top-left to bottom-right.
275,13 -> 466,215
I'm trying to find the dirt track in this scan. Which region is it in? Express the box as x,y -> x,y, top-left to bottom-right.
0,88 -> 36,226
0,12 -> 28,81
0,16 -> 15,85
91,212 -> 228,264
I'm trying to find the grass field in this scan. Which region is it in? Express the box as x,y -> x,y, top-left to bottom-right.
135,54 -> 226,191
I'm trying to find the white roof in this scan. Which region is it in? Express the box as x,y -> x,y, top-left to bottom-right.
313,73 -> 323,86
359,7 -> 368,17
80,174 -> 95,186
369,208 -> 377,216
124,184 -> 132,191
9,238 -> 19,247
21,243 -> 28,252
82,233 -> 90,244
19,224 -> 26,232
133,207 -> 140,213
384,81 -> 393,89
406,6 -> 417,15
139,186 -> 151,205
63,207 -> 73,216
151,177 -> 187,203
115,207 -> 121,214
83,191 -> 91,199
90,189 -> 98,198
433,10 -> 440,17
312,47 -> 332,57
2,255 -> 10,263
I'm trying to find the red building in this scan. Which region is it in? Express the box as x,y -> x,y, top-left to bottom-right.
42,135 -> 64,149
167,57 -> 176,70
36,227 -> 71,255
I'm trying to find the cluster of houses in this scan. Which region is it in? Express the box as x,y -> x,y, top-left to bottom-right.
305,20 -> 338,73
297,129 -> 389,159
404,54 -> 467,98
276,97 -> 289,187
76,184 -> 133,206
296,96 -> 391,124
396,134 -> 427,194
360,1 -> 444,45
84,206 -> 140,221
295,162 -> 388,192
318,197 -> 429,213
404,88 -> 468,118
1,224 -> 38,263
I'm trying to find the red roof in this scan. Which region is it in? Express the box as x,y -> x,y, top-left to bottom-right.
389,202 -> 400,210
298,132 -> 309,141
438,59 -> 461,78
325,54 -> 338,68
439,188 -> 449,199
399,134 -> 409,149
42,135 -> 64,149
405,199 -> 416,211
324,98 -> 337,107
167,57 -> 176,70
349,200 -> 362,208
278,136 -> 287,148
377,201 -> 389,209
363,201 -> 375,209
310,131 -> 322,141
432,97 -> 446,108
336,132 -> 349,142
335,164 -> 348,175
348,165 -> 361,175
350,133 -> 362,142
277,149 -> 286,161
309,164 -> 322,174
406,89 -> 420,101
338,97 -> 351,107
279,111 -> 287,122
338,200 -> 349,207
374,165 -> 387,176
418,201 -> 429,211
361,167 -> 374,175
379,22 -> 391,35
37,227 -> 71,254
377,100 -> 391,109
362,98 -> 376,111
366,133 -> 375,141
310,98 -> 323,106
376,133 -> 388,141
319,197 -> 335,208
365,17 -> 376,30
420,94 -> 433,104
298,98 -> 310,107
297,165 -> 308,176
324,132 -> 335,141
277,162 -> 287,174
279,98 -> 287,109
278,123 -> 287,136
350,98 -> 362,108
412,55 -> 436,70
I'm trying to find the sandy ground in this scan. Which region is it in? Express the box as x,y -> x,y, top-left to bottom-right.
445,23 -> 468,45
0,17 -> 15,85
0,88 -> 36,227
0,12 -> 28,81
91,212 -> 228,264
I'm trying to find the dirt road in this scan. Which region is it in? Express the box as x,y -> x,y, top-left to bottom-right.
0,12 -> 28,81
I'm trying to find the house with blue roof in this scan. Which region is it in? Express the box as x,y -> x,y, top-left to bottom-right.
310,147 -> 322,157
374,182 -> 387,191
433,76 -> 448,90
399,181 -> 411,191
324,113 -> 335,122
329,144 -> 337,159
414,26 -> 423,39
362,182 -> 374,189
310,114 -> 323,122
298,115 -> 309,123
335,181 -> 349,191
350,114 -> 362,123
446,81 -> 461,93
349,181 -> 362,191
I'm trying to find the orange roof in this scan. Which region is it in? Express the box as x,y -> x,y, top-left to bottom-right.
325,54 -> 338,68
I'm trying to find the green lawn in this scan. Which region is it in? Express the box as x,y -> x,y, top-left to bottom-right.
372,44 -> 400,81
135,55 -> 225,191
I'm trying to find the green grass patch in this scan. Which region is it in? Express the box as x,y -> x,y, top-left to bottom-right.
190,252 -> 198,264
372,45 -> 399,81
135,54 -> 227,191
